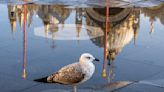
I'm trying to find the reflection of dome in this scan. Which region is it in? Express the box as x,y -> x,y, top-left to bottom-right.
38,5 -> 71,24
86,8 -> 132,22
9,19 -> 16,32
49,5 -> 71,23
86,8 -> 140,60
37,5 -> 71,37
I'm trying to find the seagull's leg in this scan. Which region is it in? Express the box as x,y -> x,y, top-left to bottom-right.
73,85 -> 77,92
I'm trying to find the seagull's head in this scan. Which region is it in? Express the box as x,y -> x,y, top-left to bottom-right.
79,53 -> 99,63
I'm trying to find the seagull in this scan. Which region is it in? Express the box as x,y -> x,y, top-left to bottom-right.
34,53 -> 99,92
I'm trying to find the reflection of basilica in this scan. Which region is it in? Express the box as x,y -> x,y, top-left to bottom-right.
86,8 -> 140,62
86,7 -> 140,82
7,4 -> 164,81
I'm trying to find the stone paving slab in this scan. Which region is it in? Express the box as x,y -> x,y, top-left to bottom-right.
115,83 -> 164,92
0,74 -> 38,92
112,58 -> 164,81
139,71 -> 164,87
22,81 -> 133,92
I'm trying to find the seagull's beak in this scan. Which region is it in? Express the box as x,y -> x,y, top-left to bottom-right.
94,58 -> 100,62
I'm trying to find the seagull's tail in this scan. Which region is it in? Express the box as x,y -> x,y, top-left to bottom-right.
34,76 -> 49,83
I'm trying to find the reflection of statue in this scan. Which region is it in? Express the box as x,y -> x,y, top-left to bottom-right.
86,8 -> 140,81
142,4 -> 164,34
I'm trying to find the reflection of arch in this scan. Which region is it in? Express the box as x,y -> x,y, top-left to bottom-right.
86,8 -> 132,22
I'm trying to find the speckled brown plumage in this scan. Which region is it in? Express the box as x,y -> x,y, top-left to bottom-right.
47,62 -> 85,85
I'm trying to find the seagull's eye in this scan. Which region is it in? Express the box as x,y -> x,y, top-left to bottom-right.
86,56 -> 91,59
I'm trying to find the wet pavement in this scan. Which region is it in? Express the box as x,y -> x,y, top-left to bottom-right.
0,0 -> 164,92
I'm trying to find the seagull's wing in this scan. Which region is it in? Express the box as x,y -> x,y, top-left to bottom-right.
47,62 -> 85,85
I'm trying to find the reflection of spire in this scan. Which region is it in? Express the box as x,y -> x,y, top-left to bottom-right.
22,3 -> 27,79
107,50 -> 116,63
134,29 -> 138,46
43,21 -> 50,39
8,5 -> 17,32
76,8 -> 83,42
28,11 -> 33,28
76,24 -> 82,39
10,19 -> 17,32
49,25 -> 58,49
107,61 -> 115,83
150,18 -> 154,35
18,11 -> 24,29
51,40 -> 56,49
133,16 -> 139,46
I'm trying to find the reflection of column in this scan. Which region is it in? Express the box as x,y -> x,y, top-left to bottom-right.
22,2 -> 27,79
